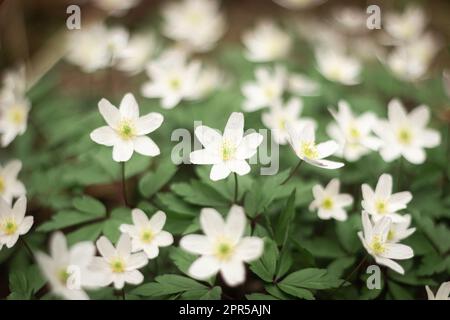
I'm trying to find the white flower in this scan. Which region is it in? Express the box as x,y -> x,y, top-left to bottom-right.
273,0 -> 326,10
309,179 -> 353,221
358,211 -> 414,274
35,232 -> 104,300
426,282 -> 450,300
332,7 -> 368,34
1,65 -> 27,97
90,93 -> 163,162
162,0 -> 226,52
385,6 -> 426,42
116,32 -> 157,75
327,100 -> 381,161
141,49 -> 201,109
386,214 -> 415,243
91,234 -> 148,290
315,48 -> 361,85
180,205 -> 263,286
192,65 -> 224,100
242,65 -> 286,112
361,173 -> 412,223
242,20 -> 291,62
93,0 -> 140,16
0,196 -> 33,250
288,73 -> 320,97
287,123 -> 344,169
119,209 -> 173,259
190,112 -> 263,181
262,98 -> 316,145
373,99 -> 441,164
0,160 -> 26,205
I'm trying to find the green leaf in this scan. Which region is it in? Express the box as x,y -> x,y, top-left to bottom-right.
388,281 -> 414,300
139,161 -> 178,198
171,180 -> 229,207
279,268 -> 343,290
169,247 -> 197,276
277,283 -> 314,300
246,293 -> 278,300
274,189 -> 296,246
36,209 -> 104,232
66,222 -> 104,246
131,274 -> 207,297
250,239 -> 278,282
180,286 -> 222,300
72,196 -> 106,216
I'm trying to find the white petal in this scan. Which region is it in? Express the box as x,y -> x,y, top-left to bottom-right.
375,174 -> 393,199
425,286 -> 435,300
409,105 -> 429,128
119,93 -> 139,119
18,216 -> 33,235
326,178 -> 340,195
135,113 -> 163,135
381,243 -> 414,260
223,112 -> 244,145
98,98 -> 120,128
126,252 -> 148,270
375,256 -> 404,274
195,126 -> 222,149
388,99 -> 407,124
154,231 -> 173,247
235,133 -> 263,159
190,149 -> 220,165
143,244 -> 159,259
436,282 -> 450,300
227,160 -> 251,176
361,211 -> 373,240
90,126 -> 118,146
336,194 -> 353,207
389,192 -> 412,211
224,205 -> 246,243
422,129 -> 441,148
96,236 -> 115,259
112,139 -> 134,162
200,208 -> 225,238
51,232 -> 69,260
133,136 -> 160,157
3,160 -> 22,179
220,260 -> 246,286
12,196 -> 27,222
117,233 -> 132,257
317,140 -> 339,159
131,208 -> 148,227
235,237 -> 264,262
69,242 -> 96,267
305,158 -> 344,169
210,163 -> 231,181
180,235 -> 213,255
189,256 -> 220,280
402,147 -> 426,164
149,211 -> 166,233
124,270 -> 144,285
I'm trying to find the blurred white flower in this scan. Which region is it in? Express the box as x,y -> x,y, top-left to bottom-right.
119,209 -> 173,259
385,6 -> 426,42
91,234 -> 148,290
90,93 -> 163,162
288,73 -> 320,97
192,64 -> 224,100
0,196 -> 33,250
315,49 -> 361,85
361,173 -> 412,223
386,214 -> 415,243
141,49 -> 201,109
35,232 -> 104,300
373,99 -> 441,164
0,160 -> 25,205
116,32 -> 156,75
242,65 -> 287,112
273,0 -> 326,10
180,205 -> 263,286
262,97 -> 316,145
190,112 -> 263,181
288,123 -> 344,169
327,100 -> 381,161
296,18 -> 345,51
332,7 -> 367,34
1,65 -> 27,97
162,0 -> 226,52
309,179 -> 353,221
358,211 -> 414,275
93,0 -> 141,16
242,20 -> 292,62
426,282 -> 450,300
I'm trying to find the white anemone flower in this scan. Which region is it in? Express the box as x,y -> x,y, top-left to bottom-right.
119,209 -> 173,259
192,65 -> 224,100
361,173 -> 412,223
288,73 -> 320,97
93,0 -> 141,16
0,196 -> 33,250
162,0 -> 226,52
315,48 -> 361,85
386,214 -> 415,243
384,6 -> 426,42
242,20 -> 292,62
262,97 -> 316,145
373,99 -> 441,164
0,93 -> 30,147
180,205 -> 263,286
358,211 -> 414,275
273,0 -> 326,10
309,179 -> 353,221
242,65 -> 287,112
35,232 -> 105,300
90,93 -> 163,162
0,160 -> 26,205
332,7 -> 368,34
190,112 -> 263,181
91,234 -> 148,290
116,32 -> 157,75
327,100 -> 381,161
141,49 -> 201,109
426,282 -> 450,300
287,123 -> 344,169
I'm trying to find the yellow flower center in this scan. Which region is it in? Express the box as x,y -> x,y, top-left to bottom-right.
397,128 -> 412,145
110,258 -> 126,273
330,66 -> 342,80
375,200 -> 388,214
278,118 -> 287,130
8,105 -> 25,125
387,229 -> 395,241
370,236 -> 386,255
1,218 -> 18,235
0,176 -> 5,194
300,141 -> 318,159
264,86 -> 276,99
348,126 -> 360,140
117,120 -> 136,140
321,197 -> 334,210
58,268 -> 70,285
214,239 -> 235,262
220,140 -> 236,161
169,77 -> 181,90
140,229 -> 154,244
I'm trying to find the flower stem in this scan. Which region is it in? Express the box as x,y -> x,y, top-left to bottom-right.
21,238 -> 34,260
396,158 -> 403,190
121,162 -> 130,207
233,172 -> 239,204
121,288 -> 126,300
281,160 -> 303,185
338,255 -> 368,289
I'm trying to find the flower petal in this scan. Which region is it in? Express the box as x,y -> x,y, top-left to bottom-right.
133,136 -> 160,157
112,139 -> 134,162
220,260 -> 246,286
200,208 -> 225,238
124,270 -> 144,285
194,125 -> 222,149
375,174 -> 392,199
224,205 -> 246,243
210,163 -> 231,181
235,237 -> 264,262
90,126 -> 118,146
190,149 -> 220,165
180,234 -> 213,255
126,252 -> 148,270
135,113 -> 163,135
131,209 -> 148,227
381,243 -> 414,260
149,211 -> 166,233
98,98 -> 120,128
223,112 -> 244,145
119,93 -> 139,119
154,231 -> 173,247
227,160 -> 250,176
96,236 -> 115,259
189,256 -> 220,280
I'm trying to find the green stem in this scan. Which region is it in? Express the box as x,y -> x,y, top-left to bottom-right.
338,255 -> 368,289
396,158 -> 402,190
121,162 -> 130,207
281,160 -> 303,185
121,288 -> 126,300
233,172 -> 239,204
